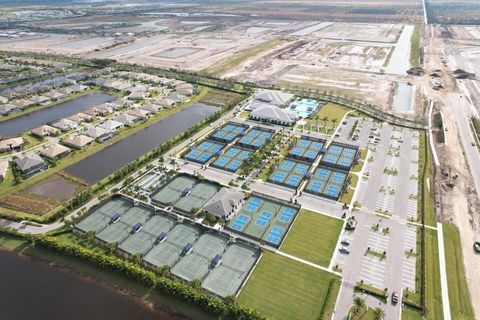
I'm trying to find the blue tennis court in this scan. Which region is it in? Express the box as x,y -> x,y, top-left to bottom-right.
320,142 -> 358,170
184,140 -> 225,164
256,211 -> 272,227
266,226 -> 285,245
268,159 -> 310,189
226,195 -> 299,247
287,136 -> 326,162
231,214 -> 250,231
305,166 -> 349,200
210,123 -> 248,143
237,128 -> 273,150
211,146 -> 252,173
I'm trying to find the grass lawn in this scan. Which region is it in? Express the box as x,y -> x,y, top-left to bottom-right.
238,251 -> 341,320
339,174 -> 358,205
280,209 -> 343,267
206,38 -> 284,76
351,149 -> 367,173
418,130 -> 436,226
443,223 -> 475,320
410,25 -> 421,67
402,306 -> 424,320
307,102 -> 351,134
425,228 -> 443,320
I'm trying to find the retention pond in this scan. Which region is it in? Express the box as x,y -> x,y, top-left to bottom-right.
65,103 -> 218,184
0,249 -> 177,320
0,92 -> 114,137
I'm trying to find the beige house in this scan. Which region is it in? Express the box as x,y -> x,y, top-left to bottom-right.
0,137 -> 24,152
62,135 -> 94,149
31,125 -> 60,137
39,143 -> 70,159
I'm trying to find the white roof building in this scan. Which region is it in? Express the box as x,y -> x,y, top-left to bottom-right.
249,105 -> 299,126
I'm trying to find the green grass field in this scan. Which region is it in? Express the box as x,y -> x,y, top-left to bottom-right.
410,25 -> 421,67
339,174 -> 358,205
280,209 -> 343,267
443,224 -> 475,320
238,251 -> 340,320
425,228 -> 443,320
306,102 -> 351,134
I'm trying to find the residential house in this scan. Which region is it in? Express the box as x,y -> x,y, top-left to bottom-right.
0,104 -> 21,115
13,99 -> 35,109
0,161 -> 8,182
62,134 -> 94,149
155,98 -> 175,108
127,108 -> 150,119
13,153 -> 47,178
39,143 -> 70,159
139,103 -> 161,114
0,137 -> 24,152
114,113 -> 140,127
31,125 -> 60,137
29,95 -> 51,105
51,118 -> 79,131
98,120 -> 124,132
86,126 -> 115,142
66,112 -> 93,123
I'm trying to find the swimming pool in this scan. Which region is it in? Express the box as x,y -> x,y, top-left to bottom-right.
289,99 -> 320,117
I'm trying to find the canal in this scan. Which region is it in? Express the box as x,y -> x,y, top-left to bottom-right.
0,249 -> 177,320
0,92 -> 115,137
65,103 -> 218,184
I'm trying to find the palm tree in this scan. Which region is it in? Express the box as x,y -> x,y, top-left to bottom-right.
373,307 -> 385,320
353,297 -> 365,315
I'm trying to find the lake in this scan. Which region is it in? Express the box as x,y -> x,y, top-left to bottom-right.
0,92 -> 115,137
0,249 -> 180,320
65,103 -> 218,184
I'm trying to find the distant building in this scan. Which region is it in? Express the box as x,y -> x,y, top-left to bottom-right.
66,112 -> 93,123
127,108 -> 150,119
253,89 -> 294,107
139,103 -> 161,114
249,105 -> 299,126
0,104 -> 21,115
13,153 -> 47,178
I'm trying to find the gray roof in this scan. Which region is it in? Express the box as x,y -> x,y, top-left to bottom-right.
250,105 -> 299,124
14,153 -> 46,171
202,188 -> 244,218
254,90 -> 294,106
86,126 -> 111,138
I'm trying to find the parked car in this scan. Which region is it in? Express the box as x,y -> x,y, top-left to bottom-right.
341,239 -> 350,246
474,241 -> 480,253
391,291 -> 399,304
339,247 -> 350,255
472,142 -> 476,147
345,220 -> 357,230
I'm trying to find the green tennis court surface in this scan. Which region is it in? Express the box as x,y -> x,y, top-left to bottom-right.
227,195 -> 299,247
151,175 -> 219,214
76,196 -> 261,298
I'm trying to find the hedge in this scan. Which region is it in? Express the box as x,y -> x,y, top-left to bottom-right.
32,235 -> 265,320
354,282 -> 388,302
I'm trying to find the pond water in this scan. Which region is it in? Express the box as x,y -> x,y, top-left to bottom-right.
0,249 -> 179,320
392,83 -> 414,113
0,92 -> 115,137
65,103 -> 218,184
23,174 -> 81,201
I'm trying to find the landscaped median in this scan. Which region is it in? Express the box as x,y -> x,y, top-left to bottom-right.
280,209 -> 343,267
354,282 -> 388,302
238,251 -> 341,320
